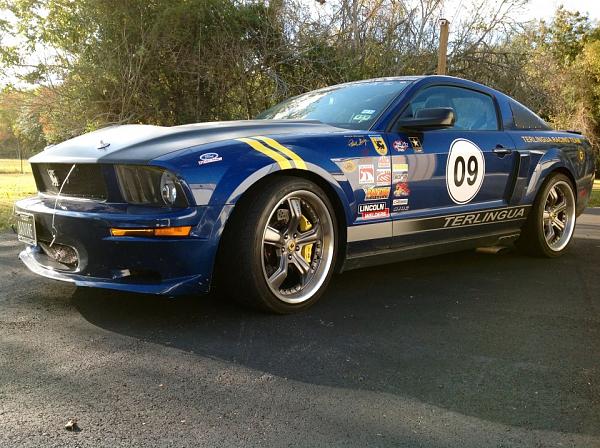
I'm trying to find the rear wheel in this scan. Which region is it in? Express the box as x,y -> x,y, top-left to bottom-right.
518,173 -> 576,257
220,176 -> 337,313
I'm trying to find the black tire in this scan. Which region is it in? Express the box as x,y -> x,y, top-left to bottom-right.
217,175 -> 338,314
517,172 -> 576,257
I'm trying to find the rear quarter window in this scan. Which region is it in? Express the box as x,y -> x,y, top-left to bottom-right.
510,101 -> 550,130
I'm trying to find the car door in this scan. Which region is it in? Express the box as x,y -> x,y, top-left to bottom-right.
385,84 -> 518,248
338,133 -> 393,255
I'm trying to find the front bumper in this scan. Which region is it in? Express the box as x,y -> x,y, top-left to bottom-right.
14,196 -> 222,296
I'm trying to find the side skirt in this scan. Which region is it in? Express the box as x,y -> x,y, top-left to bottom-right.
341,231 -> 520,271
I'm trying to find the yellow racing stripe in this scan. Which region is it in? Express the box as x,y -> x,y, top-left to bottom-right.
254,136 -> 307,170
236,137 -> 292,169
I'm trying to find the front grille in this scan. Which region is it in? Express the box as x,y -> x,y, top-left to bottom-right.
32,163 -> 107,200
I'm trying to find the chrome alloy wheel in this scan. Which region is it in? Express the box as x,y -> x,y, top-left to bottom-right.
542,180 -> 575,252
260,190 -> 335,304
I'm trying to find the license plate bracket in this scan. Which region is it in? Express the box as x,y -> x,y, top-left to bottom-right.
16,212 -> 37,246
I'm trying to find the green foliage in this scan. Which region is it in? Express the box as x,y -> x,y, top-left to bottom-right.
508,8 -> 600,171
0,88 -> 47,158
539,7 -> 592,66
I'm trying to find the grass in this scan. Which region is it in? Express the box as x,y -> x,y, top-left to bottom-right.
0,158 -> 32,174
0,172 -> 37,230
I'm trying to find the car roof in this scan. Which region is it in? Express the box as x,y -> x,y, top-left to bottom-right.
333,76 -> 423,87
331,75 -> 498,94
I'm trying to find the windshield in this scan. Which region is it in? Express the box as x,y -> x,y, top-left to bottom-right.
256,80 -> 411,130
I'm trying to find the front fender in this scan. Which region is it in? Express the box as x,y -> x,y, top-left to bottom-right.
223,162 -> 354,219
154,137 -> 357,286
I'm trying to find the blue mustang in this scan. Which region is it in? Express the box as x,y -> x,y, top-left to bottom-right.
14,76 -> 596,313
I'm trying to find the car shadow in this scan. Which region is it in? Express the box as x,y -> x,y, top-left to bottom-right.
73,238 -> 600,436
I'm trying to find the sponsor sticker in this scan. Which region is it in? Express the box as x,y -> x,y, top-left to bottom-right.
393,140 -> 409,152
364,186 -> 390,201
341,160 -> 357,173
409,136 -> 423,152
376,168 -> 391,185
369,135 -> 388,156
359,202 -> 389,219
198,152 -> 222,165
393,172 -> 408,182
377,156 -> 390,168
358,164 -> 375,184
361,109 -> 376,114
578,147 -> 585,161
394,182 -> 410,197
392,162 -> 409,182
392,198 -> 409,212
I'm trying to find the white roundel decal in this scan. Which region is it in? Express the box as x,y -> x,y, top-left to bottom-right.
446,138 -> 485,204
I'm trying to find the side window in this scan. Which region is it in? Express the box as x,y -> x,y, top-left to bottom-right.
510,101 -> 550,130
400,86 -> 499,131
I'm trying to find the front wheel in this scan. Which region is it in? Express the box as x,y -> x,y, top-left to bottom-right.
219,176 -> 338,313
518,173 -> 576,257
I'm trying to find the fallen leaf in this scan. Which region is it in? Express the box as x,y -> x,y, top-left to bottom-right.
64,418 -> 79,431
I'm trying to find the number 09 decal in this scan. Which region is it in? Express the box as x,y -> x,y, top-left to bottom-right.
446,138 -> 485,204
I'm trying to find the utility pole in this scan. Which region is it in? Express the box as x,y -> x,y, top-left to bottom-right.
437,19 -> 450,75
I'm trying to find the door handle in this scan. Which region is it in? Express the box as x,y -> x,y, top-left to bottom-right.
493,145 -> 512,157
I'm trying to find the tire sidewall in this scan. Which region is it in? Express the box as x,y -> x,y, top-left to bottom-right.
246,177 -> 338,313
531,173 -> 576,258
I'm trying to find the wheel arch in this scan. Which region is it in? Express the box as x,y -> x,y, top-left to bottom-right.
517,164 -> 578,257
212,168 -> 350,291
525,150 -> 578,206
551,167 -> 577,195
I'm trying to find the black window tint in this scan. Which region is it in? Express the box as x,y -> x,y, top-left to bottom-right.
510,101 -> 550,130
400,85 -> 499,131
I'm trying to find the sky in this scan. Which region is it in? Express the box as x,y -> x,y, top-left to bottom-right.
441,0 -> 600,24
525,0 -> 600,21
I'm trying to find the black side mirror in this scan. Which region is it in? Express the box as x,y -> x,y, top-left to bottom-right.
396,107 -> 455,130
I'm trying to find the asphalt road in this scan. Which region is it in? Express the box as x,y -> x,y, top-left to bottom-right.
1,210 -> 599,448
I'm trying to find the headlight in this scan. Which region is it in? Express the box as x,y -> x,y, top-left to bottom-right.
160,171 -> 178,205
115,165 -> 188,207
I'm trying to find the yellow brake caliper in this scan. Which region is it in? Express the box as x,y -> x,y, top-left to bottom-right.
299,215 -> 313,263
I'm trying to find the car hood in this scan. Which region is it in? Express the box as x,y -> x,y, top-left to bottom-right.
30,120 -> 342,164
